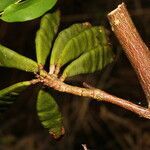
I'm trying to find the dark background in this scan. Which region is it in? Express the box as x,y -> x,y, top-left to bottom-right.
0,0 -> 150,149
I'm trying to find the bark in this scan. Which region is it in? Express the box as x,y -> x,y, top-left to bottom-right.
107,3 -> 150,106
37,71 -> 150,119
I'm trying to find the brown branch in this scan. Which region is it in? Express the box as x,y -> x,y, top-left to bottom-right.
107,3 -> 150,106
38,71 -> 150,119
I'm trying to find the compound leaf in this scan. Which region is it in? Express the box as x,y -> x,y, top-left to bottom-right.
0,0 -> 18,12
1,0 -> 57,22
37,89 -> 64,139
0,44 -> 38,72
62,45 -> 114,78
49,22 -> 91,73
35,11 -> 60,66
0,81 -> 31,113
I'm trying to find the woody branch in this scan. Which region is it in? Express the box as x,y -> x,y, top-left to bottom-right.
107,3 -> 150,106
37,71 -> 150,119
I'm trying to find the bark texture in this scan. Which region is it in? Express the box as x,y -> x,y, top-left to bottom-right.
107,3 -> 150,106
37,71 -> 150,119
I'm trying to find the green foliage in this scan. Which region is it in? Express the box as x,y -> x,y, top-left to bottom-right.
0,0 -> 18,12
0,44 -> 38,72
35,11 -> 60,66
0,10 -> 114,139
0,0 -> 57,22
37,89 -> 64,139
62,45 -> 114,78
52,26 -> 102,69
0,81 -> 31,113
50,23 -> 91,69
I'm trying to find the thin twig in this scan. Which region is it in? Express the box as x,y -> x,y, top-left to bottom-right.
38,71 -> 150,119
82,144 -> 88,150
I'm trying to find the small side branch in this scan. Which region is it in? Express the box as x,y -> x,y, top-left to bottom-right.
38,72 -> 150,119
107,3 -> 150,106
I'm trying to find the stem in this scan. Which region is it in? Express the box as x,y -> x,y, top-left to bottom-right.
30,79 -> 41,85
107,3 -> 150,106
38,72 -> 150,119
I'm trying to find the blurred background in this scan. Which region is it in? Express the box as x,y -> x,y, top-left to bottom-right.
0,0 -> 150,149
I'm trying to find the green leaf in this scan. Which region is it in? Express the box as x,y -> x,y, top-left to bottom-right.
56,26 -> 102,69
49,22 -> 91,73
0,0 -> 18,12
0,44 -> 38,72
62,45 -> 114,78
0,81 -> 31,113
37,89 -> 64,139
35,11 -> 60,66
1,0 -> 57,22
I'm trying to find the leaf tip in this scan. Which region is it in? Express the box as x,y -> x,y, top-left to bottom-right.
49,127 -> 65,139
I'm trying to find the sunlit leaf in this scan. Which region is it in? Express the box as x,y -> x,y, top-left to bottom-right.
37,89 -> 64,139
0,0 -> 18,12
1,0 -> 57,22
0,44 -> 38,72
0,81 -> 31,113
49,22 -> 91,73
62,45 -> 114,78
35,11 -> 60,66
